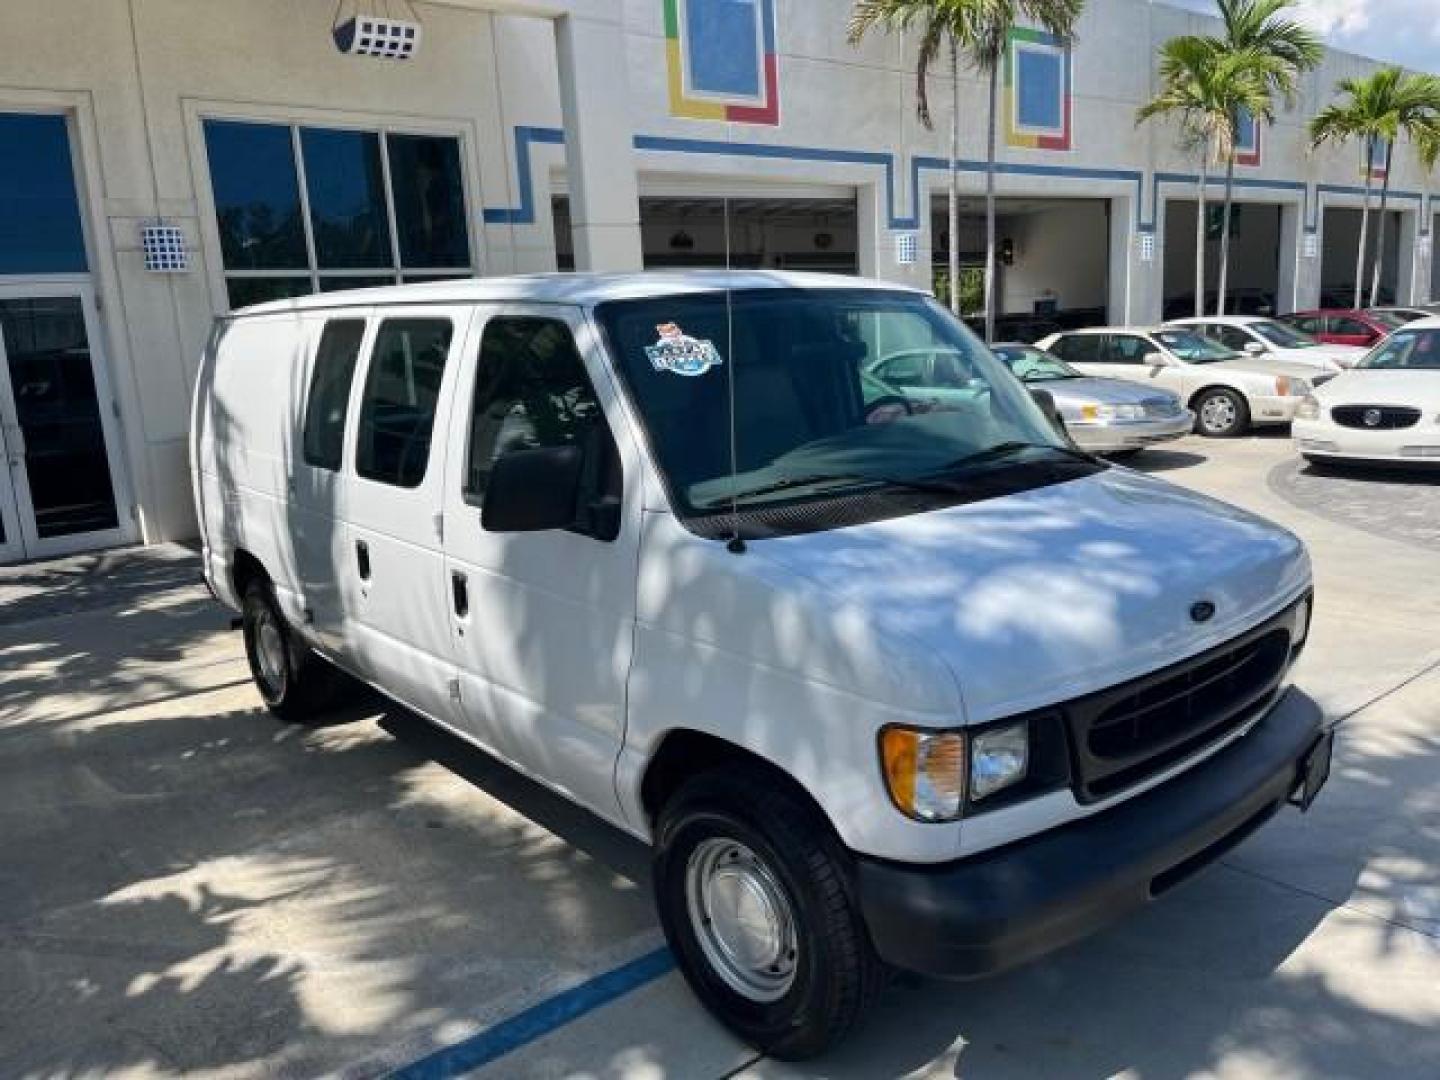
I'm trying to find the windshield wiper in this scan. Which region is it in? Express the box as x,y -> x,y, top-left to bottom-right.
695,470 -> 965,510
934,440 -> 1098,472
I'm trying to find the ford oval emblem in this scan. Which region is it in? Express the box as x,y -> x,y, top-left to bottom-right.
1190,600 -> 1216,624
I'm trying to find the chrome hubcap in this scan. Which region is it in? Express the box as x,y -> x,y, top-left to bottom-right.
254,610 -> 286,695
685,838 -> 798,1002
1201,395 -> 1237,432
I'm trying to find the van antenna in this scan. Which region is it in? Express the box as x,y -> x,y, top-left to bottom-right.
723,193 -> 745,554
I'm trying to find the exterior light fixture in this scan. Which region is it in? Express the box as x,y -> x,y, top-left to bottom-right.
333,2 -> 423,61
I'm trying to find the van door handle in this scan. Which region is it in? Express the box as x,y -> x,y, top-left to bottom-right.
451,571 -> 469,618
355,540 -> 371,581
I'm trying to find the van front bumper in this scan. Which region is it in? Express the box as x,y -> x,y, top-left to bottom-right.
853,688 -> 1326,979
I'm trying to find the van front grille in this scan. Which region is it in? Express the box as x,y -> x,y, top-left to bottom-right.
1058,605 -> 1302,802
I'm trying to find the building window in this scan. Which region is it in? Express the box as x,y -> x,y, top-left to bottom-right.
1234,106 -> 1261,167
0,113 -> 88,274
202,119 -> 473,309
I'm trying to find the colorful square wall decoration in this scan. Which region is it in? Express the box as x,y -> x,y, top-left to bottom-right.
1234,106 -> 1260,167
665,0 -> 780,125
1005,27 -> 1072,150
1363,137 -> 1389,180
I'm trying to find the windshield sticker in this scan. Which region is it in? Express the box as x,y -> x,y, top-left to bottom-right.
645,323 -> 724,377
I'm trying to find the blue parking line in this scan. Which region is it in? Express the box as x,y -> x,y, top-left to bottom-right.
388,947 -> 676,1079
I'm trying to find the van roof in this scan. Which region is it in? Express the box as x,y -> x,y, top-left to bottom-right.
228,270 -> 923,317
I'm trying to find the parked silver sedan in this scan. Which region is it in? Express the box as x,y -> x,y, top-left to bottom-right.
992,343 -> 1194,455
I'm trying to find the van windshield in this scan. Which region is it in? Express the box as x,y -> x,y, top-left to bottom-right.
595,288 -> 1103,537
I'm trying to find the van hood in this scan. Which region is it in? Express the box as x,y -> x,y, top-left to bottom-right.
751,467 -> 1309,722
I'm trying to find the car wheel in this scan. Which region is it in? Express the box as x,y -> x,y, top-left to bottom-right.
241,582 -> 336,721
653,768 -> 885,1060
1193,389 -> 1249,438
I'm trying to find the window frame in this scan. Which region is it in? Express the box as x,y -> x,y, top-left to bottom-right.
301,317 -> 370,472
460,312 -> 622,540
353,315 -> 458,490
188,102 -> 482,311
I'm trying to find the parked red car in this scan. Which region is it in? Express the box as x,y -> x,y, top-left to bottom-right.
1279,308 -> 1408,348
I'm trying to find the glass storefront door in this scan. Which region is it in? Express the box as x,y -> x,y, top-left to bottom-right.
0,285 -> 132,562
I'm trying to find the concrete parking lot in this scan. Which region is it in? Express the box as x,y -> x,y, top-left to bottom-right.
3,434 -> 1438,1079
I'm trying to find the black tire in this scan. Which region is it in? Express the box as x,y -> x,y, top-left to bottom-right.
240,582 -> 335,721
653,767 -> 885,1060
1192,388 -> 1250,438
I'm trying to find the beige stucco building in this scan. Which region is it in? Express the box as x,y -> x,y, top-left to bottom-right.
0,0 -> 1433,561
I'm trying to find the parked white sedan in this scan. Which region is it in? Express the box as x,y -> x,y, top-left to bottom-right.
1293,319 -> 1440,466
1168,316 -> 1364,372
1036,326 -> 1317,437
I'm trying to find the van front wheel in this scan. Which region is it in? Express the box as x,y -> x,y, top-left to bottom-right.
241,583 -> 332,721
653,770 -> 884,1060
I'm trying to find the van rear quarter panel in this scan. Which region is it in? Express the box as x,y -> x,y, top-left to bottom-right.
195,312 -> 312,621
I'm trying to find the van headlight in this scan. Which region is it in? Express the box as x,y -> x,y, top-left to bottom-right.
970,723 -> 1030,801
880,727 -> 966,821
1295,394 -> 1321,421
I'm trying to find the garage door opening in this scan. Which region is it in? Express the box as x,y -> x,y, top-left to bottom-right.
1162,200 -> 1282,319
552,195 -> 859,274
931,196 -> 1109,340
1322,207 -> 1400,308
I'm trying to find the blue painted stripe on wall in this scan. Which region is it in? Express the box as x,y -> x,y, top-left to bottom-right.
479,123 -> 1433,238
388,948 -> 676,1079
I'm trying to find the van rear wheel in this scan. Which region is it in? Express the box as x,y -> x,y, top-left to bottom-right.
653,769 -> 884,1060
241,583 -> 334,721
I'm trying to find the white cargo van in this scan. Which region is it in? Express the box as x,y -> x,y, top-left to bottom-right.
192,272 -> 1331,1058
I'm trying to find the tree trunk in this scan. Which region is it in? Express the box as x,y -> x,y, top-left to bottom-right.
1354,138 -> 1374,310
1195,155 -> 1208,319
1216,153 -> 1236,316
948,40 -> 960,317
984,63 -> 999,343
1369,140 -> 1396,306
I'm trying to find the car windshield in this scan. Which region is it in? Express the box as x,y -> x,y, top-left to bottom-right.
1360,327 -> 1440,370
595,288 -> 1100,535
1153,330 -> 1236,364
993,345 -> 1080,381
1368,310 -> 1409,330
1251,320 -> 1319,348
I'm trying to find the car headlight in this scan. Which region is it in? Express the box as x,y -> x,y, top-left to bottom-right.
1080,403 -> 1144,421
1295,394 -> 1321,421
880,727 -> 966,821
1276,376 -> 1310,396
970,723 -> 1030,801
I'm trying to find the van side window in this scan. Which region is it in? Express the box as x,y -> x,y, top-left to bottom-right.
301,319 -> 366,470
465,317 -> 619,539
355,318 -> 452,488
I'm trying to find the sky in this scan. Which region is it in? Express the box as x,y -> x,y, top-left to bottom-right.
1163,1 -> 1440,73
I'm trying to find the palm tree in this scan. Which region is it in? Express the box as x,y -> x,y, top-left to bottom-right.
958,1 -> 1083,342
1311,68 -> 1440,308
848,1 -> 971,317
1209,1 -> 1321,315
1136,38 -> 1274,319
848,1 -> 1084,339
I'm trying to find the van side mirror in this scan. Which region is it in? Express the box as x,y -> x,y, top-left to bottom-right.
1244,341 -> 1266,356
1143,351 -> 1169,368
483,445 -> 584,533
1029,387 -> 1070,440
